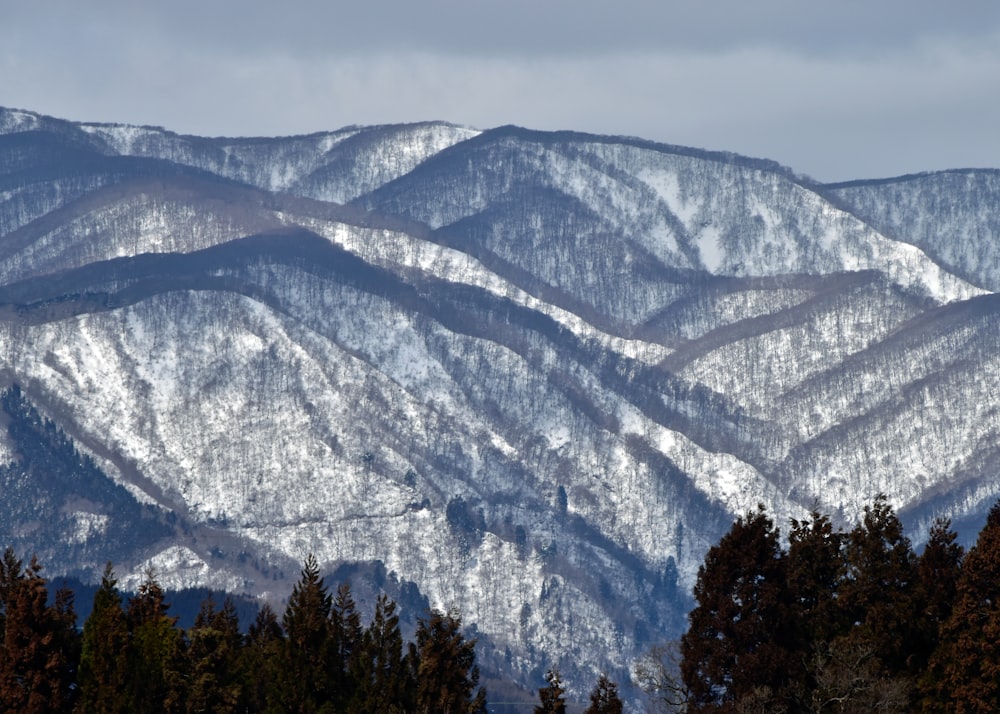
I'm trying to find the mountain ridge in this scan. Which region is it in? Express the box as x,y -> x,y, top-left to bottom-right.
1,105 -> 997,703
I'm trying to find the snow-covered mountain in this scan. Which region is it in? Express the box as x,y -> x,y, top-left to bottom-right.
1,106 -> 998,700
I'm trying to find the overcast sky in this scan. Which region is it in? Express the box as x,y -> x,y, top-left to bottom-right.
2,1 -> 999,182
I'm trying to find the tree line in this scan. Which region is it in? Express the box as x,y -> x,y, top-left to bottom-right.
660,495 -> 1000,713
0,552 -> 487,713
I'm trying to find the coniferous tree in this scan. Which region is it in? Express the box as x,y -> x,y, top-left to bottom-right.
125,569 -> 185,714
0,551 -> 78,713
278,554 -> 334,712
681,505 -> 794,713
350,593 -> 410,713
785,508 -> 848,705
913,516 -> 964,707
184,596 -> 243,714
413,608 -> 487,714
787,508 -> 847,645
583,673 -> 623,714
239,602 -> 284,714
926,502 -> 1000,712
535,667 -> 567,714
838,495 -> 919,683
330,581 -> 362,708
76,563 -> 131,714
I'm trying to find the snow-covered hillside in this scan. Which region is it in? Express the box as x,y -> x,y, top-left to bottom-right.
1,106 -> 998,702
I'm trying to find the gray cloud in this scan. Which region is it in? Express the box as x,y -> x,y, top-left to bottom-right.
2,2 -> 999,181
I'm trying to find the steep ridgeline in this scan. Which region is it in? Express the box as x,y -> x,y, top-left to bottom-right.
0,106 -> 998,701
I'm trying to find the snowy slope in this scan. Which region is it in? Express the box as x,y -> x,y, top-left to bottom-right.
0,106 -> 998,701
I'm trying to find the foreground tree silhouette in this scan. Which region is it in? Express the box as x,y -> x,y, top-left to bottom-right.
0,550 -> 78,713
350,593 -> 411,713
413,608 -> 487,714
76,563 -> 130,714
237,602 -> 283,713
837,494 -> 919,698
583,674 -> 623,714
184,596 -> 243,713
276,553 -> 333,712
927,502 -> 1000,712
681,505 -> 795,712
535,667 -> 567,714
912,516 -> 964,707
329,581 -> 362,710
125,569 -> 184,713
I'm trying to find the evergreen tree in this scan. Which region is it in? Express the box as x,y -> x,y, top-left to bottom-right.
535,667 -> 567,714
583,673 -> 623,714
0,551 -> 79,713
680,505 -> 794,713
413,608 -> 487,714
926,502 -> 1000,712
277,554 -> 334,712
787,508 -> 847,645
330,581 -> 362,708
239,602 -> 283,714
76,563 -> 131,714
350,593 -> 410,713
184,596 -> 243,714
785,508 -> 848,705
913,516 -> 964,706
125,569 -> 185,713
838,495 -> 920,681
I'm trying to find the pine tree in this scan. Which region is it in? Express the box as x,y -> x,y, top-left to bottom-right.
0,551 -> 78,713
926,502 -> 1000,712
413,608 -> 487,714
785,508 -> 848,705
330,581 -> 362,708
76,563 -> 131,714
125,569 -> 185,713
535,667 -> 567,714
583,673 -> 623,714
277,554 -> 334,712
350,593 -> 409,713
838,495 -> 919,681
913,516 -> 964,707
239,602 -> 283,714
184,596 -> 243,714
787,508 -> 847,645
680,505 -> 794,713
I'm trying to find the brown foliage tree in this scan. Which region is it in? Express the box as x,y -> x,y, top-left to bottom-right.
681,505 -> 795,713
926,503 -> 1000,712
0,550 -> 78,713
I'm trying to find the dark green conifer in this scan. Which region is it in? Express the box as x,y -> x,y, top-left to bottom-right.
125,569 -> 185,713
277,554 -> 334,712
913,516 -> 964,708
838,495 -> 920,681
184,596 -> 243,714
351,593 -> 410,713
238,602 -> 283,713
330,581 -> 362,708
76,563 -> 130,714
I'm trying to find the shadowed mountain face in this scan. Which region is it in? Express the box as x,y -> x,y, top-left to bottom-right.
1,106 -> 998,699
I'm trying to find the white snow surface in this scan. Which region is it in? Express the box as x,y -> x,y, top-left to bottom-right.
3,107 -> 1000,703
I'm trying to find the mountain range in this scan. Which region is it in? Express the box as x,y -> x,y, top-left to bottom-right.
1,106 -> 998,701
